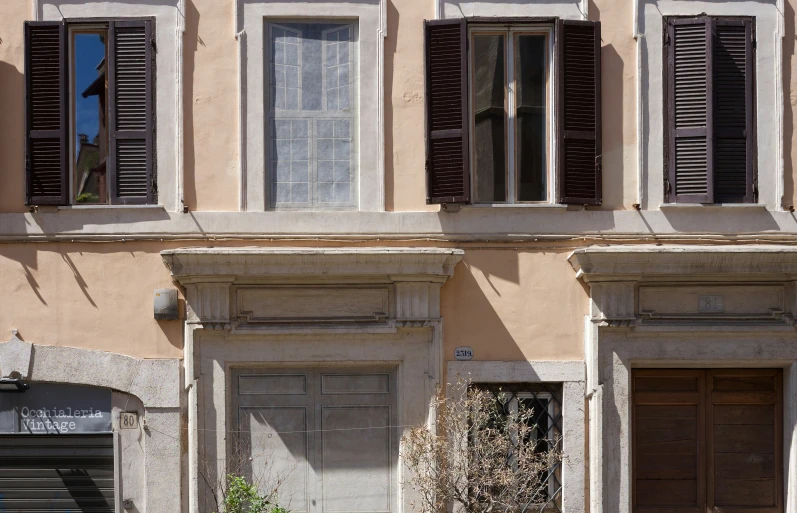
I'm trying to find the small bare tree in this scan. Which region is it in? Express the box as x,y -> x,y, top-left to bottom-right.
402,379 -> 562,513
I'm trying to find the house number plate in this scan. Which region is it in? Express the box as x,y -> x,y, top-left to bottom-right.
455,347 -> 473,360
120,412 -> 139,429
698,295 -> 724,313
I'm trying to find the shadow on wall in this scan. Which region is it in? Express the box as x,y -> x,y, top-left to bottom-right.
784,0 -> 795,208
0,244 -> 184,353
0,245 -> 45,306
0,61 -> 25,213
182,0 -> 201,211
384,0 -> 399,211
441,255 -> 526,362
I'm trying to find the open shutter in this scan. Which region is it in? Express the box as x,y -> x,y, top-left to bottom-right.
425,19 -> 470,204
713,19 -> 755,203
667,17 -> 712,203
707,369 -> 782,513
24,21 -> 68,205
556,20 -> 601,205
108,20 -> 155,204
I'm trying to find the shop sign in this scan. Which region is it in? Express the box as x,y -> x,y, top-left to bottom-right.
0,383 -> 112,434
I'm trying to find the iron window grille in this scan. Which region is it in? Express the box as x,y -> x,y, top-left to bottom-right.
474,383 -> 563,513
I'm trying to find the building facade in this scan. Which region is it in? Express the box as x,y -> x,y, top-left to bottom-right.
0,0 -> 795,512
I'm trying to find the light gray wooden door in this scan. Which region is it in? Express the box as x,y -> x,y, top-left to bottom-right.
232,367 -> 397,513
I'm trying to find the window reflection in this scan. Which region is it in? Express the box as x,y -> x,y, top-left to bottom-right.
72,31 -> 108,204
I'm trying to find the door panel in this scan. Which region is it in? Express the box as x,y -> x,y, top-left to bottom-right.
240,406 -> 311,513
633,370 -> 705,513
708,369 -> 782,513
321,406 -> 391,513
232,367 -> 397,513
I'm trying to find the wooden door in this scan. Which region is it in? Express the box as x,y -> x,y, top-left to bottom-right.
232,367 -> 398,513
632,369 -> 782,513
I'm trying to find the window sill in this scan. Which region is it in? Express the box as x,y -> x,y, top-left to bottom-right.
463,203 -> 568,209
660,203 -> 768,211
56,205 -> 165,211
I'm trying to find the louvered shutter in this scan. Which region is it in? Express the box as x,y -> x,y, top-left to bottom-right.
24,21 -> 68,206
713,19 -> 754,203
108,20 -> 155,204
556,20 -> 601,205
0,434 -> 115,511
425,19 -> 470,204
667,18 -> 713,203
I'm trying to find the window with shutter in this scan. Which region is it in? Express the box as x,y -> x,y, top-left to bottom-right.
665,16 -> 755,204
24,18 -> 156,206
424,18 -> 601,206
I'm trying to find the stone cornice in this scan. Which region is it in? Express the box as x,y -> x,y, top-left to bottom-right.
162,247 -> 464,284
568,245 -> 797,283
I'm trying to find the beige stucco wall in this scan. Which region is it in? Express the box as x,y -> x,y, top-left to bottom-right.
0,1 -> 28,214
441,249 -> 586,361
0,242 -> 183,358
184,0 -> 239,212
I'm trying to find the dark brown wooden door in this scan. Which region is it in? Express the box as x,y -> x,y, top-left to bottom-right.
632,369 -> 782,513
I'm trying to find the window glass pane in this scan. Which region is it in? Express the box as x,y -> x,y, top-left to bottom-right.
515,34 -> 547,202
472,34 -> 506,203
269,22 -> 357,209
73,31 -> 108,204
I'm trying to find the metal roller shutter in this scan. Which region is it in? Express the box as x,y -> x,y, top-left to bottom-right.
0,434 -> 115,512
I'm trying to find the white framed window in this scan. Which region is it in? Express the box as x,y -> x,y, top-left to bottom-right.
469,25 -> 554,204
242,1 -> 385,212
267,21 -> 358,210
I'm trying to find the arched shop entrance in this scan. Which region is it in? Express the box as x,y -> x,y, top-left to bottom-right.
0,382 -> 116,511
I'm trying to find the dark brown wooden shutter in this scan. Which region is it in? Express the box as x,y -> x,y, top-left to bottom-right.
108,20 -> 155,204
632,370 -> 706,513
713,19 -> 755,203
556,20 -> 601,205
667,18 -> 712,203
24,21 -> 68,206
425,19 -> 469,204
707,369 -> 782,513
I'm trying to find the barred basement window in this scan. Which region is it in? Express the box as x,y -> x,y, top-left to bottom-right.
24,19 -> 156,206
476,383 -> 563,513
664,16 -> 756,204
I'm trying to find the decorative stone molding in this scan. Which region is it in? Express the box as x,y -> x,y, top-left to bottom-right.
569,245 -> 797,283
236,286 -> 390,324
0,334 -> 181,408
589,282 -> 635,326
163,247 -> 463,327
572,246 -> 797,329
